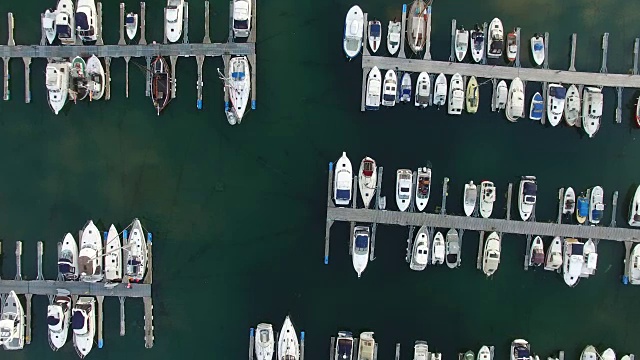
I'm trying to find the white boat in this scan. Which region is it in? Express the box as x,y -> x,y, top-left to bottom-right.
628,243 -> 640,284
72,296 -> 95,358
365,67 -> 381,111
487,18 -> 504,59
407,0 -> 428,53
482,232 -> 501,276
43,9 -> 57,44
415,72 -> 430,108
518,176 -> 537,221
511,340 -> 530,360
75,0 -> 98,42
255,323 -> 275,360
415,165 -> 431,211
414,341 -> 429,360
47,293 -> 72,351
56,0 -> 75,45
352,226 -> 370,278
530,34 -> 545,66
46,61 -> 70,115
470,26 -> 484,63
358,157 -> 377,208
581,346 -> 597,360
104,224 -> 122,282
544,236 -> 563,271
382,70 -> 397,107
563,238 -> 584,287
529,236 -> 544,267
165,0 -> 185,43
125,218 -> 148,282
589,186 -> 605,224
448,73 -> 464,115
410,226 -> 429,271
506,77 -> 525,122
564,85 -> 581,126
396,169 -> 413,212
79,221 -> 103,283
125,12 -> 138,40
506,31 -> 517,62
445,229 -> 460,268
387,21 -> 401,55
463,181 -> 477,217
335,331 -> 354,360
455,27 -> 469,62
602,349 -> 616,360
358,332 -> 376,360
547,84 -> 566,126
333,152 -> 353,206
343,5 -> 364,59
466,76 -> 479,114
479,181 -> 496,218
400,72 -> 412,103
433,73 -> 447,107
629,185 -> 640,226
278,316 -> 299,360
0,291 -> 24,350
86,55 -> 104,100
562,187 -> 576,215
228,56 -> 251,123
478,346 -> 491,360
622,356 -> 631,360
59,232 -> 79,280
233,0 -> 252,38
582,87 -> 603,138
495,80 -> 508,110
431,231 -> 445,265
581,239 -> 598,277
368,20 -> 381,53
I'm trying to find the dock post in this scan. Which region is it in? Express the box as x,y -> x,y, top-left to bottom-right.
395,343 -> 401,360
557,188 -> 564,224
491,78 -> 497,111
569,33 -> 577,71
4,13 -> 15,101
449,19 -> 457,62
362,13 -> 369,56
15,241 -> 22,280
223,54 -> 230,114
624,241 -> 632,284
348,175 -> 358,255
330,337 -> 336,360
7,13 -> 15,47
97,295 -> 104,348
610,191 -> 618,227
96,2 -> 104,45
423,6 -> 432,60
118,3 -> 126,45
373,344 -> 379,360
183,1 -> 190,44
25,293 -> 32,344
163,8 -> 168,44
543,32 -> 549,69
476,230 -> 485,270
600,33 -> 609,73
360,67 -> 368,112
300,331 -> 305,360
325,162 -> 335,264
482,22 -> 488,65
250,54 -> 257,110
249,328 -> 255,360
105,57 -> 112,100
196,55 -> 205,109
203,1 -> 212,44
37,241 -> 44,280
40,13 -> 47,46
633,38 -> 639,75
228,1 -> 234,42
541,82 -> 548,124
144,234 -> 154,348
170,56 -> 178,98
119,296 -> 126,336
125,57 -> 130,98
615,87 -> 623,124
139,2 -> 147,45
515,27 -> 521,67
56,242 -> 63,281
248,0 -> 257,43
524,234 -> 532,270
22,57 -> 31,103
440,177 -> 449,215
398,4 -> 407,59
506,183 -> 513,220
370,166 -> 383,261
145,56 -> 151,97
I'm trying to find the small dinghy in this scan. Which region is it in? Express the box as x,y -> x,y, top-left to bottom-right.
544,236 -> 563,271
547,84 -> 566,126
495,80 -> 508,110
410,226 -> 429,271
506,77 -> 525,122
506,30 -> 517,62
530,34 -> 544,66
564,85 -> 580,126
343,5 -> 364,59
43,9 -> 57,44
358,157 -> 377,209
582,87 -> 603,138
479,181 -> 496,218
470,25 -> 484,63
529,92 -> 543,121
387,20 -> 401,55
382,70 -> 397,107
466,76 -> 479,114
126,12 -> 138,41
463,181 -> 477,216
455,27 -> 469,62
433,73 -> 447,107
629,185 -> 640,227
448,73 -> 464,115
333,152 -> 353,206
415,164 -> 431,212
365,66 -> 382,111
563,187 -> 576,215
528,236 -> 544,267
589,186 -> 605,225
414,72 -> 430,108
576,192 -> 589,224
368,20 -> 382,53
445,229 -> 460,268
482,232 -> 501,276
400,72 -> 412,103
431,231 -> 445,265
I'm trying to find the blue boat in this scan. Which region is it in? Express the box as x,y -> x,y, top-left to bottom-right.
529,92 -> 543,120
576,193 -> 589,224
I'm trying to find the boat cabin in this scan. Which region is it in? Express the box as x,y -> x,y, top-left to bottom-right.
337,337 -> 354,360
514,347 -> 530,360
75,7 -> 95,39
522,182 -> 537,205
233,0 -> 250,35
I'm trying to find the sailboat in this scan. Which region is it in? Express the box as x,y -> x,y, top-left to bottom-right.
387,20 -> 401,55
407,0 -> 428,53
563,187 -> 576,215
165,0 -> 185,43
576,193 -> 589,224
125,218 -> 148,282
0,291 -> 24,350
445,229 -> 460,268
433,73 -> 447,107
455,27 -> 469,61
43,9 -> 57,44
470,25 -> 485,63
529,236 -> 544,267
86,55 -> 105,100
448,73 -> 464,115
72,297 -> 95,358
415,165 -> 431,212
431,231 -> 445,265
396,169 -> 413,212
582,87 -> 603,138
335,331 -> 354,360
415,72 -> 430,108
56,0 -> 75,45
151,56 -> 171,115
466,76 -> 479,113
76,0 -> 98,43
547,84 -> 566,126
544,237 -> 562,271
227,56 -> 251,124
46,62 -> 70,115
126,12 -> 138,40
410,226 -> 429,271
463,181 -> 477,216
352,226 -> 370,278
487,18 -> 504,59
495,80 -> 508,110
589,186 -> 605,225
358,157 -> 377,209
47,292 -> 72,351
104,224 -> 122,282
358,332 -> 376,360
255,323 -> 275,360
529,92 -> 543,121
518,176 -> 537,221
233,0 -> 252,38
278,316 -> 300,360
482,232 -> 501,276
79,220 -> 103,283
382,70 -> 397,107
400,72 -> 412,103
506,30 -> 517,62
343,5 -> 364,59
479,181 -> 496,218
629,185 -> 640,226
365,67 -> 382,111
563,238 -> 584,287
368,20 -> 381,53
334,152 -> 353,206
530,34 -> 544,66
506,77 -> 525,122
565,85 -> 580,126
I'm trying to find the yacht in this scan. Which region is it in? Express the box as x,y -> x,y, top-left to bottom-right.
415,165 -> 431,211
75,0 -> 97,43
46,62 -> 70,115
455,27 -> 469,61
518,176 -> 537,221
581,346 -> 598,360
563,238 -> 584,287
368,20 -> 381,53
343,5 -> 364,59
335,331 -> 354,360
334,152 -> 353,206
531,34 -> 544,66
576,192 -> 588,224
72,297 -> 95,358
478,346 -> 491,360
589,186 -> 605,225
400,72 -> 412,103
511,340 -> 530,360
529,92 -> 543,121
125,12 -> 138,40
165,0 -> 185,43
582,87 -> 603,138
547,84 -> 566,126
487,18 -> 504,59
529,236 -> 544,267
69,56 -> 88,102
466,76 -> 479,113
414,341 -> 429,360
448,73 -> 464,115
0,291 -> 24,350
506,30 -> 517,62
479,181 -> 496,218
565,85 -> 580,126
627,243 -> 640,284
629,185 -> 640,226
602,349 -> 616,360
358,332 -> 376,360
79,221 -> 103,283
562,187 -> 576,215
151,56 -> 171,115
228,56 -> 251,123
86,55 -> 104,100
482,232 -> 501,276
495,80 -> 508,110
358,157 -> 377,209
470,25 -> 484,62
463,181 -> 477,216
387,20 -> 401,55
415,72 -> 430,108
365,67 -> 381,111
407,0 -> 428,53
506,77 -> 524,122
126,218 -> 148,282
433,73 -> 447,107
382,70 -> 397,106
47,293 -> 72,351
581,239 -> 598,277
445,229 -> 460,268
255,323 -> 275,360
544,236 -> 563,271
56,0 -> 75,45
43,9 -> 57,44
233,0 -> 252,38
396,169 -> 413,211
352,226 -> 370,278
278,316 -> 299,360
104,224 -> 122,282
410,226 -> 429,271
431,232 -> 445,265
59,232 -> 79,280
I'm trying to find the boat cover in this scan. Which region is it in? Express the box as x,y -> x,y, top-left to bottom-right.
490,40 -> 503,52
47,314 -> 61,326
75,13 -> 89,30
336,189 -> 350,200
370,23 -> 381,37
71,311 -> 86,331
531,102 -> 543,115
591,208 -> 603,221
126,15 -> 136,24
550,86 -> 567,99
355,235 -> 369,249
516,347 -> 530,360
533,42 -> 543,51
56,24 -> 71,38
572,243 -> 584,255
338,338 -> 353,359
532,251 -> 544,264
523,182 -> 537,196
232,71 -> 246,81
58,262 -> 73,274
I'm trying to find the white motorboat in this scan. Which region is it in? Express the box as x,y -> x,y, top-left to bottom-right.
368,20 -> 382,53
530,34 -> 544,66
227,56 -> 251,124
343,5 -> 364,59
43,9 -> 57,44
563,238 -> 584,287
479,181 -> 496,218
463,181 -> 477,217
86,55 -> 104,100
478,346 -> 491,360
448,73 -> 464,115
165,0 -> 185,43
495,80 -> 508,110
602,349 -> 616,360
358,157 -> 377,208
352,226 -> 370,278
233,0 -> 252,38
387,21 -> 401,55
629,185 -> 640,226
56,0 -> 75,45
455,27 -> 469,61
365,67 -> 381,111
125,12 -> 138,40
518,176 -> 537,221
529,236 -> 544,267
466,76 -> 479,113
400,72 -> 412,103
415,165 -> 431,211
415,72 -> 430,108
445,229 -> 460,268
511,340 -> 530,360
335,331 -> 354,360
506,30 -> 517,62
506,77 -> 525,122
628,243 -> 640,284
529,92 -> 544,121
72,296 -> 95,358
582,87 -> 603,138
431,232 -> 445,265
414,341 -> 429,360
581,239 -> 598,277
544,236 -> 563,271
396,169 -> 413,212
255,323 -> 275,360
410,226 -> 429,271
433,73 -> 447,107
59,232 -> 79,280
104,224 -> 122,282
47,293 -> 72,351
278,316 -> 299,360
125,218 -> 149,282
547,84 -> 566,126
382,69 -> 397,107
564,84 -> 580,126
333,152 -> 353,206
482,232 -> 501,276
582,346 -> 598,360
487,18 -> 504,59
46,61 -> 70,115
75,0 -> 98,42
0,291 -> 24,350
562,187 -> 576,215
407,0 -> 428,53
589,186 -> 605,225
358,332 -> 376,360
470,26 -> 484,63
79,220 -> 103,283
622,356 -> 631,360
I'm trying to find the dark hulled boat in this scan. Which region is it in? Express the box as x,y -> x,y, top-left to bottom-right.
151,56 -> 171,115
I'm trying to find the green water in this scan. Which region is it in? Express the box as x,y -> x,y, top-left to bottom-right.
0,0 -> 640,359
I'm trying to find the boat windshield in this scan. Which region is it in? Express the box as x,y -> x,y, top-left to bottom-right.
234,19 -> 249,29
354,235 -> 369,253
336,189 -> 350,200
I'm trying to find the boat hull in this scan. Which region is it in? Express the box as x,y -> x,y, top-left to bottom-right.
104,224 -> 122,282
445,229 -> 460,268
414,72 -> 430,107
278,317 -> 299,360
448,73 -> 463,115
463,182 -> 477,216
255,323 -> 275,360
486,18 -> 503,59
629,185 -> 640,226
410,226 -> 429,271
343,5 -> 364,59
358,157 -> 377,209
126,218 -> 148,282
431,232 -> 445,265
466,76 -> 479,113
506,77 -> 524,122
433,73 -> 447,106
165,0 -> 185,43
333,152 -> 353,206
228,56 -> 251,123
